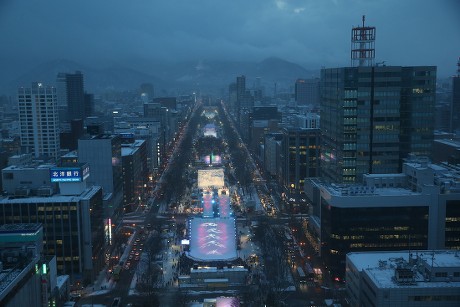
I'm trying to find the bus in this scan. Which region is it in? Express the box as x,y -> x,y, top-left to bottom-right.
112,265 -> 122,281
297,266 -> 307,283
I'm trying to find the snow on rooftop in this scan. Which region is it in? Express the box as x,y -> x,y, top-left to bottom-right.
188,218 -> 237,262
434,139 -> 460,148
324,184 -> 419,197
121,146 -> 137,156
349,250 -> 460,271
348,250 -> 460,289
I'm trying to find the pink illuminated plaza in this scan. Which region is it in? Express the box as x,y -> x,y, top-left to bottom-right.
188,217 -> 238,262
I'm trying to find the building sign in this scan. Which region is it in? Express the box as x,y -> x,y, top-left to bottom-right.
50,164 -> 90,182
120,133 -> 134,139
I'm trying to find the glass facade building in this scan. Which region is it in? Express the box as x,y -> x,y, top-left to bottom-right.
320,66 -> 436,183
445,199 -> 460,250
321,199 -> 429,278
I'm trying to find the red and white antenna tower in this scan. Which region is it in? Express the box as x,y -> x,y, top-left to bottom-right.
351,15 -> 376,67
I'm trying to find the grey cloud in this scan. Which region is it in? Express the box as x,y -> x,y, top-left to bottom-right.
0,0 -> 459,79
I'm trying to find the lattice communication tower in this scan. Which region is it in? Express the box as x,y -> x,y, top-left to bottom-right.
351,15 -> 376,67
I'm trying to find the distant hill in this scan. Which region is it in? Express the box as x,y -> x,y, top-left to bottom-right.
2,59 -> 165,94
0,57 -> 318,95
156,57 -> 318,92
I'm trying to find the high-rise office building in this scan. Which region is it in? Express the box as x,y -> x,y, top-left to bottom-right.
78,134 -> 123,216
320,65 -> 436,183
18,82 -> 60,160
236,75 -> 246,104
235,75 -> 246,123
84,93 -> 95,118
281,127 -> 321,208
451,58 -> 460,132
295,78 -> 320,105
121,140 -> 148,211
78,134 -> 122,195
263,133 -> 283,178
228,82 -> 237,115
57,71 -> 85,121
140,83 -> 154,100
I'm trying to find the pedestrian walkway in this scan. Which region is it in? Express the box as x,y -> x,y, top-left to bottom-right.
84,266 -> 116,296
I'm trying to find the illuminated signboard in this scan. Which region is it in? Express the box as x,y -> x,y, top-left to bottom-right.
50,164 -> 90,182
120,133 -> 134,139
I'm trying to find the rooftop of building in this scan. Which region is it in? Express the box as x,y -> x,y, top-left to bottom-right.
364,173 -> 406,178
0,186 -> 101,204
121,146 -> 138,156
121,140 -> 145,156
348,250 -> 460,289
321,157 -> 460,197
80,134 -> 118,140
79,185 -> 102,200
322,184 -> 420,198
405,159 -> 460,184
3,163 -> 56,171
282,126 -> 321,133
118,117 -> 160,122
0,256 -> 41,302
61,151 -> 78,158
0,223 -> 42,234
434,139 -> 460,148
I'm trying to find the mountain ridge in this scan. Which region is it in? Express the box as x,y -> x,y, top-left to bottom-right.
0,57 -> 319,95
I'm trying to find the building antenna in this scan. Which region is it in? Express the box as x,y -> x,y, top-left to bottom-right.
351,15 -> 376,67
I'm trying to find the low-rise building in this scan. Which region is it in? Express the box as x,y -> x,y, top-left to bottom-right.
0,164 -> 105,284
304,156 -> 460,279
346,250 -> 460,307
0,224 -> 63,307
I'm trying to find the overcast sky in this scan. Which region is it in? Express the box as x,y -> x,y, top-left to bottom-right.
1,0 -> 459,77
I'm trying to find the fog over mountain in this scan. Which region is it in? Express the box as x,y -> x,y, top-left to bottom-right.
1,57 -> 317,95
1,0 -> 459,94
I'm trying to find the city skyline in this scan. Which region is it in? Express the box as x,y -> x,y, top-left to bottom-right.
1,1 -> 460,306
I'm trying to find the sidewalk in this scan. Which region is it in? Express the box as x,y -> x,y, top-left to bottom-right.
84,266 -> 116,296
